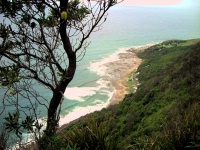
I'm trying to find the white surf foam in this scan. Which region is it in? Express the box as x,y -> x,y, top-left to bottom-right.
59,45 -> 154,129
89,47 -> 130,76
64,86 -> 98,102
60,78 -> 115,125
59,99 -> 111,126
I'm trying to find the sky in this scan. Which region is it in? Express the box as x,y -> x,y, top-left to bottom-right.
82,0 -> 199,8
121,0 -> 183,6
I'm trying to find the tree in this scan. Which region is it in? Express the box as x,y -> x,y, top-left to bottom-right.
0,0 -> 121,144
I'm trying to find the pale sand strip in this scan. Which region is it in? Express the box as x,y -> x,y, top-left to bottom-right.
107,45 -> 153,105
58,45 -> 153,131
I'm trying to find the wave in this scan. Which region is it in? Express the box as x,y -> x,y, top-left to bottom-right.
60,46 -> 139,127
89,47 -> 130,76
60,78 -> 115,126
59,47 -> 137,127
59,99 -> 110,126
12,44 -> 153,148
64,87 -> 98,102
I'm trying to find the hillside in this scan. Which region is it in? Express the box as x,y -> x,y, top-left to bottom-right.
51,39 -> 200,150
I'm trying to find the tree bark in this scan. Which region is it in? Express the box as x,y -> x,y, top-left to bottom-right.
46,50 -> 76,136
45,0 -> 76,137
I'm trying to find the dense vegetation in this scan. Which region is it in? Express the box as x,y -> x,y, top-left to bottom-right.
14,39 -> 199,149
50,39 -> 200,150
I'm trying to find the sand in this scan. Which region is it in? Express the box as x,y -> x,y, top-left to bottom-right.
104,45 -> 153,105
57,44 -> 153,131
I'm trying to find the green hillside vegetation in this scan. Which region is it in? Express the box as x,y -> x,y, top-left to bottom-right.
48,39 -> 200,150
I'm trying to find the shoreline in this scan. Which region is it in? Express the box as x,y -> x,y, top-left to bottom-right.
101,44 -> 154,106
58,44 -> 153,131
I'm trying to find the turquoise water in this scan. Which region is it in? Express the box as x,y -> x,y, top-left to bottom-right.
0,0 -> 200,141
59,1 -> 200,124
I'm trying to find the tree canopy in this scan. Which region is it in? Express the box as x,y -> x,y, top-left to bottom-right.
0,0 -> 121,147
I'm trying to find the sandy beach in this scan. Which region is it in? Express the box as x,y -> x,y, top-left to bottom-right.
58,44 -> 153,131
104,45 -> 153,105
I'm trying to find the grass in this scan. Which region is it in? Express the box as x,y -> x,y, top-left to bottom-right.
25,38 -> 200,150
59,39 -> 200,149
127,70 -> 139,93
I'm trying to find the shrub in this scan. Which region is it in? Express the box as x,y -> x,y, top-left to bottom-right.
156,102 -> 200,149
63,119 -> 116,150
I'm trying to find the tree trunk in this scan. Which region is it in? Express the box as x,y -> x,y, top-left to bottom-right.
43,0 -> 76,138
45,50 -> 76,136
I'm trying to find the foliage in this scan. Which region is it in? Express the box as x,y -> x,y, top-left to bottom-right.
156,102 -> 200,149
1,36 -> 200,149
1,1 -> 199,148
59,39 -> 200,149
62,118 -> 116,150
0,65 -> 20,87
4,111 -> 43,140
0,0 -> 120,146
67,0 -> 90,22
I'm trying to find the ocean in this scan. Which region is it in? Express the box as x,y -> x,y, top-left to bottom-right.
0,0 -> 200,143
59,0 -> 200,125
